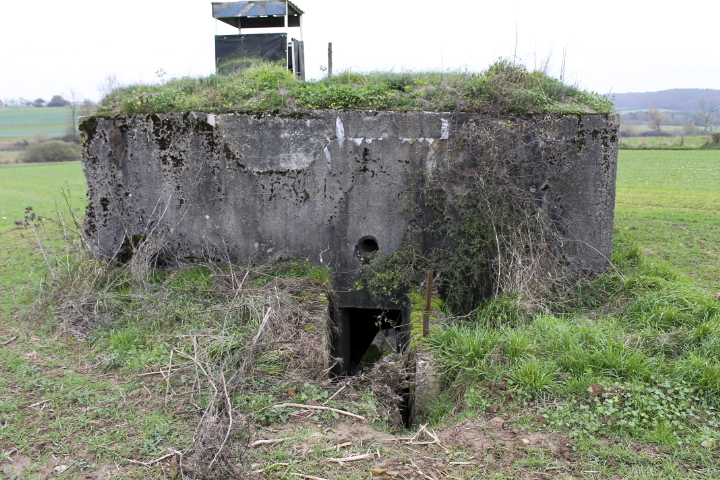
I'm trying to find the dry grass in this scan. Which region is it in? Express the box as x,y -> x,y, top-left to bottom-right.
20,204 -> 338,477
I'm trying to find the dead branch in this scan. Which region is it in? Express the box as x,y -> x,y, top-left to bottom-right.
164,349 -> 174,406
410,459 -> 434,480
323,385 -> 346,405
289,474 -> 328,480
137,363 -> 192,377
1,336 -> 18,346
127,449 -> 181,466
409,424 -> 441,445
171,350 -> 218,397
251,462 -> 290,473
207,360 -> 235,471
270,403 -> 365,420
250,438 -> 290,447
3,448 -> 17,462
404,424 -> 449,453
251,307 -> 273,347
327,453 -> 371,463
323,442 -> 351,451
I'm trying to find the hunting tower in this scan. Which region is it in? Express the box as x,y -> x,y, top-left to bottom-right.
212,1 -> 305,79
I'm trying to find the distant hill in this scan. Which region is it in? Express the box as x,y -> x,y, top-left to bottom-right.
612,89 -> 720,112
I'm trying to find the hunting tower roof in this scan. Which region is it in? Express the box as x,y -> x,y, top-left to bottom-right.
212,1 -> 304,29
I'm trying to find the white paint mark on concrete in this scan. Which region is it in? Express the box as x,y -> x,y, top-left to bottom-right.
352,138 -> 363,146
323,145 -> 332,170
336,117 -> 345,146
441,119 -> 449,139
205,215 -> 210,220
426,158 -> 436,174
207,114 -> 216,127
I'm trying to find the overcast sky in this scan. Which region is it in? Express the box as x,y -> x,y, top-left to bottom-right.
1,0 -> 717,103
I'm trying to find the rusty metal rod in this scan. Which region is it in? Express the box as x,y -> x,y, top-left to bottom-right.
328,42 -> 333,78
423,270 -> 433,336
425,270 -> 433,311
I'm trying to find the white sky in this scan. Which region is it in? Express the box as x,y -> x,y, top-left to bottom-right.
1,0 -> 717,103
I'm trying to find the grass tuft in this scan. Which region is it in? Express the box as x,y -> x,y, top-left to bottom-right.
95,60 -> 613,116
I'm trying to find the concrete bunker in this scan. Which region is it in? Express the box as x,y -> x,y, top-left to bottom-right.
81,110 -> 619,391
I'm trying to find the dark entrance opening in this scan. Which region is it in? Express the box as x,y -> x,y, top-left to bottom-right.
330,307 -> 407,377
354,236 -> 379,264
349,308 -> 401,375
329,304 -> 414,427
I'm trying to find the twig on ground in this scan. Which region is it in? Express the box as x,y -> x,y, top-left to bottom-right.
289,474 -> 328,480
323,442 -> 352,451
137,363 -> 192,377
164,349 -> 174,406
1,336 -> 17,346
251,307 -> 273,346
251,462 -> 290,473
207,360 -> 234,471
127,449 -> 181,466
410,459 -> 434,480
327,453 -> 371,463
250,438 -> 290,447
323,385 -> 346,405
270,403 -> 365,420
408,424 -> 448,452
172,350 -> 218,397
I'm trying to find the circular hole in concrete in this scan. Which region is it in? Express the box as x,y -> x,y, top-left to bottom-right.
355,236 -> 379,264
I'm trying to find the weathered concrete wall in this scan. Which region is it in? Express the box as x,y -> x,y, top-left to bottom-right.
81,110 -> 619,308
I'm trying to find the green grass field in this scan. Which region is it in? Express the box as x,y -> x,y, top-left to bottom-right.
1,150 -> 720,478
0,106 -> 74,141
0,162 -> 86,232
615,149 -> 720,291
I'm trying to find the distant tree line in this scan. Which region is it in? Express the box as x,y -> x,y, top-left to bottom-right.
2,95 -> 96,112
620,99 -> 717,136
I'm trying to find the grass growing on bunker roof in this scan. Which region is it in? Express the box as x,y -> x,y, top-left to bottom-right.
96,59 -> 614,116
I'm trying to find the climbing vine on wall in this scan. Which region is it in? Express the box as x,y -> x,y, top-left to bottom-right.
359,115 -> 577,314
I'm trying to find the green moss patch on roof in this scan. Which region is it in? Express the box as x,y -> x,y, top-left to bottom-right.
97,60 -> 614,117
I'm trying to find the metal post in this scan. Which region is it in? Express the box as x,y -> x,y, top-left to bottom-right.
328,42 -> 333,78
